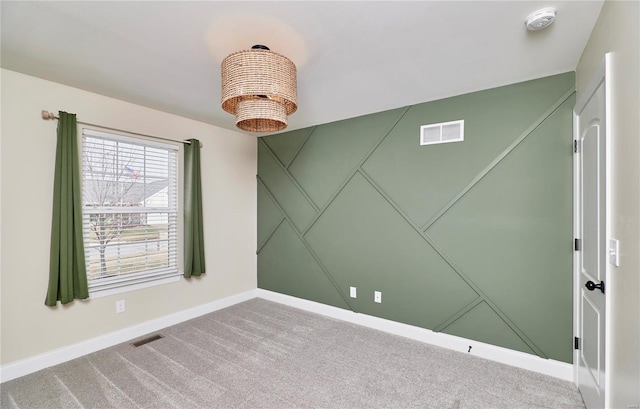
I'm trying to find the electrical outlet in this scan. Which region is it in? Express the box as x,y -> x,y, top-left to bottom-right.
374,291 -> 382,303
350,286 -> 357,298
116,300 -> 125,313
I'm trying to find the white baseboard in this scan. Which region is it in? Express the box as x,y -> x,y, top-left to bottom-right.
0,289 -> 258,383
1,288 -> 573,384
256,289 -> 574,382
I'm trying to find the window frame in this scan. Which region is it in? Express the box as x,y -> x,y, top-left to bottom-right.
80,128 -> 183,298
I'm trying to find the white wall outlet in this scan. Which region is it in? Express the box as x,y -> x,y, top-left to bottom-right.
116,300 -> 125,313
609,238 -> 620,266
350,286 -> 357,298
374,291 -> 382,303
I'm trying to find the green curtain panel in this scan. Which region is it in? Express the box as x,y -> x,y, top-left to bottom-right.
184,138 -> 206,278
45,112 -> 89,306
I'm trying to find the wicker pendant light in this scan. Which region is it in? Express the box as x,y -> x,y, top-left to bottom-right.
221,45 -> 297,133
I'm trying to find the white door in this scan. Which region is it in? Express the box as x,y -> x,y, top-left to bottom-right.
575,55 -> 609,409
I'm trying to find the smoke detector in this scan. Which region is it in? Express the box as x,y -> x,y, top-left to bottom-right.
525,8 -> 556,31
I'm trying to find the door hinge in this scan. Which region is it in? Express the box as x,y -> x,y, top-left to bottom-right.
574,140 -> 580,153
574,336 -> 580,350
574,238 -> 581,251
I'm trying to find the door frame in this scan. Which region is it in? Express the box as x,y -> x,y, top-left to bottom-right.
573,53 -> 611,407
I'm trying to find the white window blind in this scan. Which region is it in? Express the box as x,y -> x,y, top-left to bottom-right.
81,129 -> 179,293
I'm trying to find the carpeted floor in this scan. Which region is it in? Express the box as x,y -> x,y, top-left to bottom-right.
1,298 -> 585,408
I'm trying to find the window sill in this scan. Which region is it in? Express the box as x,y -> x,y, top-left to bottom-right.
88,274 -> 181,299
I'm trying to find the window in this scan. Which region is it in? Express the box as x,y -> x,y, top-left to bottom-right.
81,129 -> 180,295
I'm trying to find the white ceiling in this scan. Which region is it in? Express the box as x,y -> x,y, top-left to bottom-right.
1,1 -> 603,134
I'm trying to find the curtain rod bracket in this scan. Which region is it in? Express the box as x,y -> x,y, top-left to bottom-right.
42,110 -> 57,120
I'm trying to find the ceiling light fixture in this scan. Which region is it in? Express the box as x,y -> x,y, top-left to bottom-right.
221,45 -> 297,133
525,8 -> 556,31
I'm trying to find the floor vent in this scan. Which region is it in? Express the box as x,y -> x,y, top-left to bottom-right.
420,119 -> 464,146
132,334 -> 164,347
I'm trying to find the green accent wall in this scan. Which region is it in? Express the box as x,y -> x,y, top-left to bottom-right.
257,72 -> 575,363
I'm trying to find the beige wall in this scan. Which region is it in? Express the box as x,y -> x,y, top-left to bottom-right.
0,69 -> 257,364
576,1 -> 640,407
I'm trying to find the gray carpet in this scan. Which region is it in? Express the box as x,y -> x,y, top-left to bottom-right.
1,298 -> 585,408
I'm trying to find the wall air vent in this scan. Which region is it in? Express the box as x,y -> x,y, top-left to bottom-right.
420,120 -> 464,146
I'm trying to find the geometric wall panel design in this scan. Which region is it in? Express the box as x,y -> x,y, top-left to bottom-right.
441,301 -> 536,355
427,95 -> 575,362
258,142 -> 317,233
289,108 -> 406,209
263,127 -> 314,167
362,72 -> 578,228
257,182 -> 284,248
305,172 -> 478,329
258,72 -> 576,363
258,220 -> 351,310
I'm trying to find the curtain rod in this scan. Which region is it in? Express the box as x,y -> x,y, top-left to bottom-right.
41,110 -> 203,148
